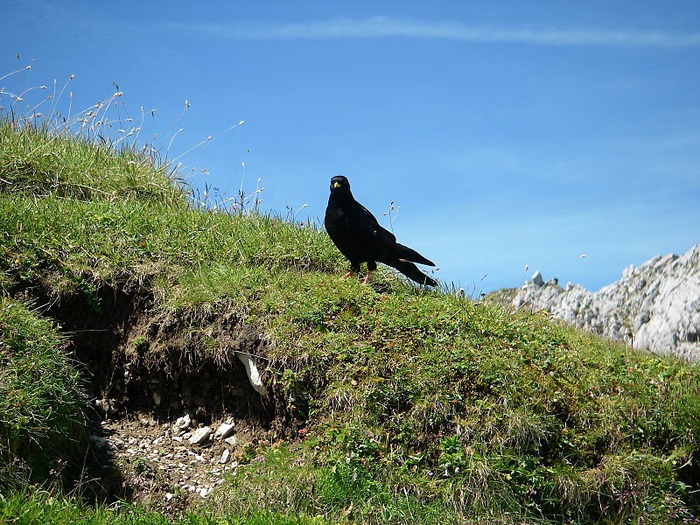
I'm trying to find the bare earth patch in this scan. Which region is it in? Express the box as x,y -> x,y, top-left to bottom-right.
96,412 -> 273,513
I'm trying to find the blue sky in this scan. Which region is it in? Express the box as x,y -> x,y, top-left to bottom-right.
3,1 -> 699,292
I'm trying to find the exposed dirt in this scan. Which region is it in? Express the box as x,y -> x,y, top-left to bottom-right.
30,283 -> 293,510
95,412 -> 274,513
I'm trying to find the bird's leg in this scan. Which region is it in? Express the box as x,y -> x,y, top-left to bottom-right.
362,261 -> 376,284
343,264 -> 359,279
343,263 -> 361,280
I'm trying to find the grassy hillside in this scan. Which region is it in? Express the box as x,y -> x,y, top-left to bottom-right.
1,115 -> 700,524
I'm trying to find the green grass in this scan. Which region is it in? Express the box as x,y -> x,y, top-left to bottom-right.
0,297 -> 87,490
0,491 -> 330,525
208,286 -> 700,523
0,116 -> 181,202
1,104 -> 700,524
0,193 -> 341,303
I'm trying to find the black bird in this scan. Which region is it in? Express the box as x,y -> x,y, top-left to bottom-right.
324,175 -> 437,287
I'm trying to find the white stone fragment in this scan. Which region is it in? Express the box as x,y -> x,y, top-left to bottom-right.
174,414 -> 191,431
188,426 -> 212,445
236,351 -> 269,396
215,422 -> 235,439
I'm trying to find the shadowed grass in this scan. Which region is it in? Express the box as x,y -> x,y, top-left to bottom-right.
0,298 -> 87,490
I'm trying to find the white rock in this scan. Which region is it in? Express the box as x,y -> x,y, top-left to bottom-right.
188,426 -> 212,445
220,448 -> 231,464
224,436 -> 237,446
237,351 -> 269,396
174,414 -> 191,431
215,422 -> 235,439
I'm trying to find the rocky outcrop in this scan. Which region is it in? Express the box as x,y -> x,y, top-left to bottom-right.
512,244 -> 700,361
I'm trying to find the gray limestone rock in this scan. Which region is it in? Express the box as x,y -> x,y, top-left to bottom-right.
511,244 -> 700,360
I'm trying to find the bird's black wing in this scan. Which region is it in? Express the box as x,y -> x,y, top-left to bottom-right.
325,197 -> 390,266
357,203 -> 396,244
356,203 -> 436,272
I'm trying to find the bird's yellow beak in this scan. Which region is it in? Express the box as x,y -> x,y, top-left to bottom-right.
332,181 -> 341,188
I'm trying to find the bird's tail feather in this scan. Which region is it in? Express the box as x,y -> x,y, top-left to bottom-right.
395,243 -> 435,267
391,261 -> 438,287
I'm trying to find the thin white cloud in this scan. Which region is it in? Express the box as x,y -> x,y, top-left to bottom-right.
168,16 -> 700,48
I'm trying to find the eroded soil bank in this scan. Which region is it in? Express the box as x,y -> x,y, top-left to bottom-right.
40,285 -> 288,511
